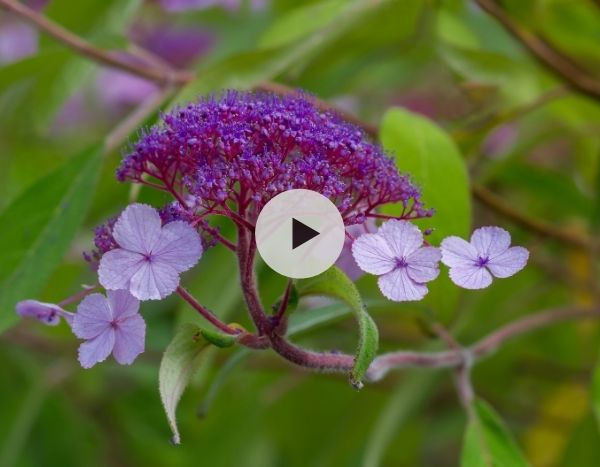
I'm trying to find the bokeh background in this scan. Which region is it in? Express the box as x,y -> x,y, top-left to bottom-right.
1,0 -> 600,466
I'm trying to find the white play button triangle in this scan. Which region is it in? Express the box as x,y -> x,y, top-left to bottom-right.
256,189 -> 346,278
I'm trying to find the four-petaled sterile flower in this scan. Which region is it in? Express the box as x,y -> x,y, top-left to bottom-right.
16,300 -> 73,326
98,203 -> 202,300
441,226 -> 529,289
73,290 -> 145,369
352,220 -> 441,301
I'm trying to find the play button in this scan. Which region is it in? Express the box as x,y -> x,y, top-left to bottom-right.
292,218 -> 319,249
256,189 -> 346,279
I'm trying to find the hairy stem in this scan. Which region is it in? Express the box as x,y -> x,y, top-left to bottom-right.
176,286 -> 240,335
236,226 -> 270,335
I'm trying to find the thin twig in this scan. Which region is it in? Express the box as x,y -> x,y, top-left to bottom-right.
475,0 -> 600,101
368,305 -> 599,381
0,0 -> 192,85
472,184 -> 593,249
176,286 -> 240,335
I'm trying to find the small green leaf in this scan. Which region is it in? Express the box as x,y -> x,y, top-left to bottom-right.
199,328 -> 236,348
380,107 -> 471,241
0,146 -> 103,332
159,323 -> 211,444
461,399 -> 530,467
297,266 -> 379,388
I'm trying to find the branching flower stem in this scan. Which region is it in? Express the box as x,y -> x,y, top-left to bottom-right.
6,0 -> 600,387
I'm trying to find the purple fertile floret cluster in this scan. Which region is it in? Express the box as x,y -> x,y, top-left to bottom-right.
118,91 -> 431,224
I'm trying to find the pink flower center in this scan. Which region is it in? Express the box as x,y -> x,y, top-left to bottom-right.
477,256 -> 489,267
395,257 -> 408,269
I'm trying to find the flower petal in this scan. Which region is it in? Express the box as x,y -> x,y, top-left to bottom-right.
153,221 -> 203,273
406,247 -> 441,283
112,313 -> 146,365
378,268 -> 428,302
72,294 -> 113,339
448,265 -> 493,289
16,300 -> 68,326
129,261 -> 180,300
107,289 -> 140,319
351,233 -> 395,275
112,203 -> 162,254
378,220 -> 423,258
470,226 -> 511,259
78,328 -> 115,369
440,236 -> 479,268
98,248 -> 145,291
486,246 -> 529,278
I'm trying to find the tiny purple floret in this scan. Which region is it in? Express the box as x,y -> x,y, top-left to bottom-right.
98,203 -> 203,300
352,220 -> 441,302
440,226 -> 529,289
72,290 -> 145,369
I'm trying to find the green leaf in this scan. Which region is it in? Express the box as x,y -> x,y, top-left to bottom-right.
258,0 -> 347,49
199,328 -> 237,348
461,399 -> 530,467
296,266 -> 379,388
380,107 -> 471,241
159,323 -> 211,445
0,147 -> 103,333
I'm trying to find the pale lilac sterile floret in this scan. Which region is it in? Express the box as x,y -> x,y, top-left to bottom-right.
352,220 -> 440,302
72,290 -> 145,369
440,226 -> 529,289
98,203 -> 202,301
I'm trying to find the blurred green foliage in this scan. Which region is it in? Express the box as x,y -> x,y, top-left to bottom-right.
1,0 -> 600,466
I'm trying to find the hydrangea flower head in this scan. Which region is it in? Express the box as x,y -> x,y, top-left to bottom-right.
16,300 -> 73,326
352,220 -> 441,301
440,226 -> 529,289
119,91 -> 429,225
73,290 -> 145,369
98,203 -> 202,300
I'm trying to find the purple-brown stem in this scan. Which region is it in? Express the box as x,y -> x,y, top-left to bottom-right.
57,284 -> 99,307
176,286 -> 240,335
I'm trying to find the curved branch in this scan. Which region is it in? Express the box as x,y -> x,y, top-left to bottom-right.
472,184 -> 593,249
0,0 -> 192,85
475,0 -> 600,101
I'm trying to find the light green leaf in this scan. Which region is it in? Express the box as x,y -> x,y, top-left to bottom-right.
0,147 -> 103,333
380,107 -> 471,241
258,0 -> 347,49
199,328 -> 237,348
461,399 -> 530,467
296,266 -> 378,388
159,323 -> 212,444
